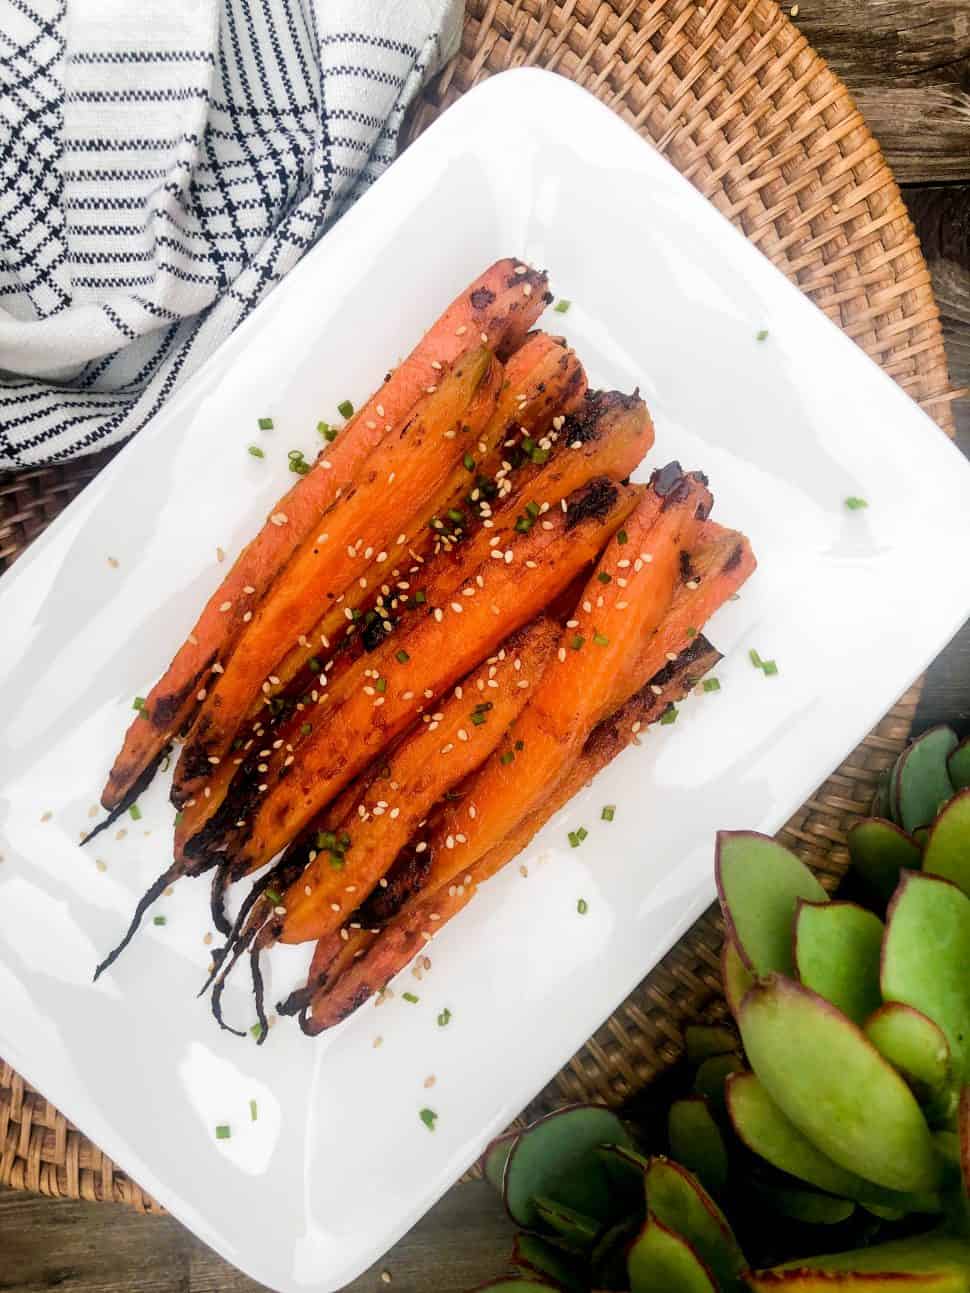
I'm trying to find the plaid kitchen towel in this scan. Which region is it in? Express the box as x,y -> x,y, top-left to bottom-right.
0,0 -> 463,469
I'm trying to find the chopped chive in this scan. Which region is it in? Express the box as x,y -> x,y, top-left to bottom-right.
437,1007 -> 452,1027
530,447 -> 550,465
129,803 -> 142,821
463,453 -> 476,471
447,508 -> 464,524
568,831 -> 580,849
597,571 -> 612,584
317,420 -> 331,438
616,529 -> 629,545
570,635 -> 585,651
375,677 -> 387,694
471,711 -> 487,726
755,329 -> 769,342
749,648 -> 764,669
403,991 -> 419,1004
576,826 -> 588,843
577,898 -> 588,914
338,832 -> 351,849
500,750 -> 515,765
132,696 -> 146,711
316,830 -> 337,851
414,590 -> 426,605
215,1124 -> 231,1140
660,704 -> 679,725
521,436 -> 536,454
265,888 -> 281,904
845,496 -> 868,510
554,299 -> 572,314
288,449 -> 303,461
329,855 -> 346,870
301,722 -> 312,735
153,915 -> 166,926
337,399 -> 354,419
762,659 -> 779,676
247,445 -> 265,459
702,677 -> 721,692
290,460 -> 310,475
249,1099 -> 258,1121
309,656 -> 321,672
593,632 -> 609,647
686,626 -> 697,638
257,417 -> 273,430
396,649 -> 410,664
524,500 -> 540,519
419,1108 -> 438,1131
174,810 -> 183,825
514,516 -> 534,533
602,804 -> 615,822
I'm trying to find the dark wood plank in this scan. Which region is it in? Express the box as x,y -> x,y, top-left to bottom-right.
0,1182 -> 512,1293
793,1 -> 970,183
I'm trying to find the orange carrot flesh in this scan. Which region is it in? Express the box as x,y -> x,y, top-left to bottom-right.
303,636 -> 722,1033
276,616 -> 559,945
101,258 -> 549,811
182,477 -> 641,876
415,470 -> 711,896
175,383 -> 639,858
172,347 -> 501,804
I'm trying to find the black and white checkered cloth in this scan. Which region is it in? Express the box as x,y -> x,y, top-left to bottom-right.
0,0 -> 462,469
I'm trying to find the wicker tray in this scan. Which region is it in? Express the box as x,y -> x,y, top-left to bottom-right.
0,0 -> 958,1215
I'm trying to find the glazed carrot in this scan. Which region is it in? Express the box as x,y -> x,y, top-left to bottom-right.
172,346 -> 502,804
275,617 -> 559,945
174,382 -> 643,861
101,258 -> 550,812
183,476 -> 641,875
406,469 -> 712,898
303,636 -> 723,1032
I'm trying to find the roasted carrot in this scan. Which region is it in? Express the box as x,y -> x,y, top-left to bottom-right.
172,346 -> 502,804
404,468 -> 712,899
302,635 -> 722,1032
183,476 -> 641,875
275,617 -> 559,945
101,258 -> 550,813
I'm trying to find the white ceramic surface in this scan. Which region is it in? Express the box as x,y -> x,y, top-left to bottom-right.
2,69 -> 969,1292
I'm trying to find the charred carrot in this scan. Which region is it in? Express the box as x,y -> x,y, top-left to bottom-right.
101,259 -> 550,813
274,617 -> 559,945
172,347 -> 502,804
303,636 -> 722,1032
183,476 -> 641,875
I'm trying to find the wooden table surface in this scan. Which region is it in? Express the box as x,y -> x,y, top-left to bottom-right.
3,3 -> 969,1289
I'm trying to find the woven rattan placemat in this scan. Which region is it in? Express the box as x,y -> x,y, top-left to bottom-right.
0,0 -> 958,1214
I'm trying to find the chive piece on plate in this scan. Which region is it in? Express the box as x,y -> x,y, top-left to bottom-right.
762,659 -> 779,676
153,915 -> 166,926
660,704 -> 679,725
396,649 -> 410,664
845,496 -> 868,510
602,805 -> 615,822
249,1100 -> 258,1122
437,1008 -> 452,1027
337,399 -> 354,419
132,696 -> 146,711
554,299 -> 571,314
403,991 -> 419,1004
577,898 -> 588,914
419,1108 -> 437,1131
247,445 -> 265,459
215,1124 -> 231,1140
755,329 -> 769,342
129,803 -> 142,821
257,417 -> 273,430
749,648 -> 764,669
702,677 -> 721,692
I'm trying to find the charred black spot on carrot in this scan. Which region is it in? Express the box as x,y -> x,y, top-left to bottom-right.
470,286 -> 495,309
563,478 -> 619,532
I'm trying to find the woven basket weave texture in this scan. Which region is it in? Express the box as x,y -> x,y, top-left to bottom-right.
0,0 -> 955,1213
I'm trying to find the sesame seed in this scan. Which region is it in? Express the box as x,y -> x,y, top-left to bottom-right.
416,842 -> 427,853
570,440 -> 582,449
666,651 -> 678,661
243,611 -> 252,622
270,512 -> 288,527
434,608 -> 443,622
640,552 -> 653,563
208,756 -> 220,765
456,324 -> 467,335
520,864 -> 529,877
424,1074 -> 436,1088
523,284 -> 533,297
446,836 -> 455,849
617,559 -> 630,568
197,688 -> 207,702
211,662 -> 224,674
514,264 -> 528,275
650,684 -> 663,695
480,332 -> 488,343
366,420 -> 376,429
305,885 -> 312,896
426,385 -> 437,394
451,602 -> 463,614
686,579 -> 699,590
340,929 -> 349,941
458,729 -> 469,741
219,601 -> 232,612
321,459 -> 333,469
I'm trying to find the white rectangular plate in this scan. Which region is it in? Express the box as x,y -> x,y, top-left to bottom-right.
2,69 -> 969,1292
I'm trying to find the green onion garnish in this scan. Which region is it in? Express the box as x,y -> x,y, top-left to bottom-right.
756,329 -> 769,342
471,711 -> 487,726
437,1008 -> 452,1027
419,1108 -> 438,1131
153,915 -> 166,926
525,501 -> 540,519
602,805 -> 615,822
403,991 -> 419,1004
521,436 -> 536,454
414,590 -> 426,605
301,722 -> 313,735
396,649 -> 410,664
593,632 -> 609,647
316,830 -> 337,851
576,826 -> 588,843
500,750 -> 515,765
845,496 -> 868,510
702,678 -> 721,692
265,888 -> 281,904
330,856 -> 345,870
762,659 -> 779,676
570,635 -> 585,651
132,696 -> 146,711
616,529 -> 629,545
749,648 -> 764,669
247,445 -> 265,459
215,1124 -> 231,1140
530,447 -> 550,465
375,677 -> 387,694
257,417 -> 273,430
515,516 -> 534,533
577,898 -> 588,914
129,803 -> 142,821
597,572 -> 612,584
568,831 -> 581,848
554,299 -> 572,314
463,453 -> 475,472
660,705 -> 679,725
337,399 -> 354,419
249,1100 -> 258,1122
250,1023 -> 263,1039
686,626 -> 697,638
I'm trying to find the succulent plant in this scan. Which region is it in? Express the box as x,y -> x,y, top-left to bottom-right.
470,725 -> 970,1291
